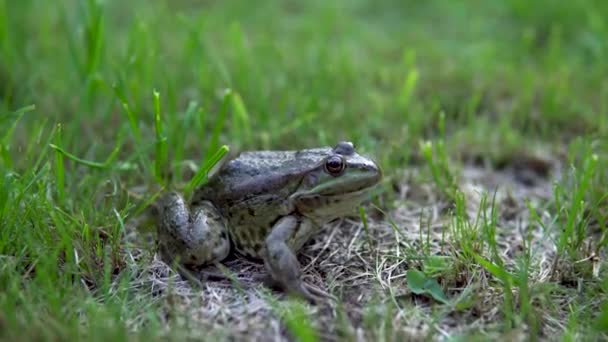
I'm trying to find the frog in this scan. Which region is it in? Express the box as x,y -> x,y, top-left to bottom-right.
156,141 -> 381,303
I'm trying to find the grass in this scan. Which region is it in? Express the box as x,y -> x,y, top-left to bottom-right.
1,0 -> 607,340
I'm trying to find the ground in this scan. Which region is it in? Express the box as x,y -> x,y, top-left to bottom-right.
0,0 -> 607,341
126,159 -> 565,340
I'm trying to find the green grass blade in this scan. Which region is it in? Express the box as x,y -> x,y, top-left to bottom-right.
231,91 -> 251,147
185,145 -> 229,198
48,142 -> 121,169
206,89 -> 231,161
153,89 -> 167,184
53,124 -> 65,205
112,83 -> 141,143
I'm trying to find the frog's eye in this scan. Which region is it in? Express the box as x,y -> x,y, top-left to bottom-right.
324,156 -> 345,175
334,141 -> 354,156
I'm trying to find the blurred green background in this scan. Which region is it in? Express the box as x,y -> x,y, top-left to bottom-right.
3,0 -> 606,166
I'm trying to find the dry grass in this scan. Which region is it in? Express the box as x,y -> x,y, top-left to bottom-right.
120,154 -> 572,340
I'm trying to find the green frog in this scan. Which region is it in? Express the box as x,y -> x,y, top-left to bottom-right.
156,141 -> 381,302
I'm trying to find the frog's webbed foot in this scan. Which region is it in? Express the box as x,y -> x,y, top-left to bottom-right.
157,192 -> 230,267
264,216 -> 334,304
262,266 -> 326,304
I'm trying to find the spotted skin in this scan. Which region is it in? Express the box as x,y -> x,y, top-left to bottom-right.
157,193 -> 230,266
156,141 -> 381,303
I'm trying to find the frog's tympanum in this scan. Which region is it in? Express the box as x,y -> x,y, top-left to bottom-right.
157,141 -> 381,302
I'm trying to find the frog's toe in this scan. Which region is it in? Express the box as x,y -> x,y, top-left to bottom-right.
302,281 -> 337,303
283,278 -> 334,305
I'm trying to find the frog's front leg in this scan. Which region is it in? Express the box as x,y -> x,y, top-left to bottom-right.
264,216 -> 330,303
157,192 -> 230,267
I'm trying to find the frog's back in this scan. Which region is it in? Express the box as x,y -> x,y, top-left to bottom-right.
195,148 -> 332,201
221,148 -> 331,182
189,147 -> 332,257
221,150 -> 301,184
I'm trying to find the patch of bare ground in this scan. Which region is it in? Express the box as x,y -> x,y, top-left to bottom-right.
124,155 -> 577,340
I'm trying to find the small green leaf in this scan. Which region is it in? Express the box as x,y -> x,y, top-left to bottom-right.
406,269 -> 449,304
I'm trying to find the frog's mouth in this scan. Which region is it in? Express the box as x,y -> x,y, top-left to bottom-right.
307,169 -> 382,197
290,169 -> 381,212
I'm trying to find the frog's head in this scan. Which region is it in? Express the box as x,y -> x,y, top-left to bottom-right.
291,141 -> 382,220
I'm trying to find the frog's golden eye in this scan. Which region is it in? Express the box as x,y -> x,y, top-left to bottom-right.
324,156 -> 345,175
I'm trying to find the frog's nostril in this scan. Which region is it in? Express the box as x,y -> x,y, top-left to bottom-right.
365,163 -> 382,180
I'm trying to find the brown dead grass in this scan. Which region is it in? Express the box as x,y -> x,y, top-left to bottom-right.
123,157 -> 577,341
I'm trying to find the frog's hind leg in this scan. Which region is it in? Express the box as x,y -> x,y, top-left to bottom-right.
157,192 -> 230,267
